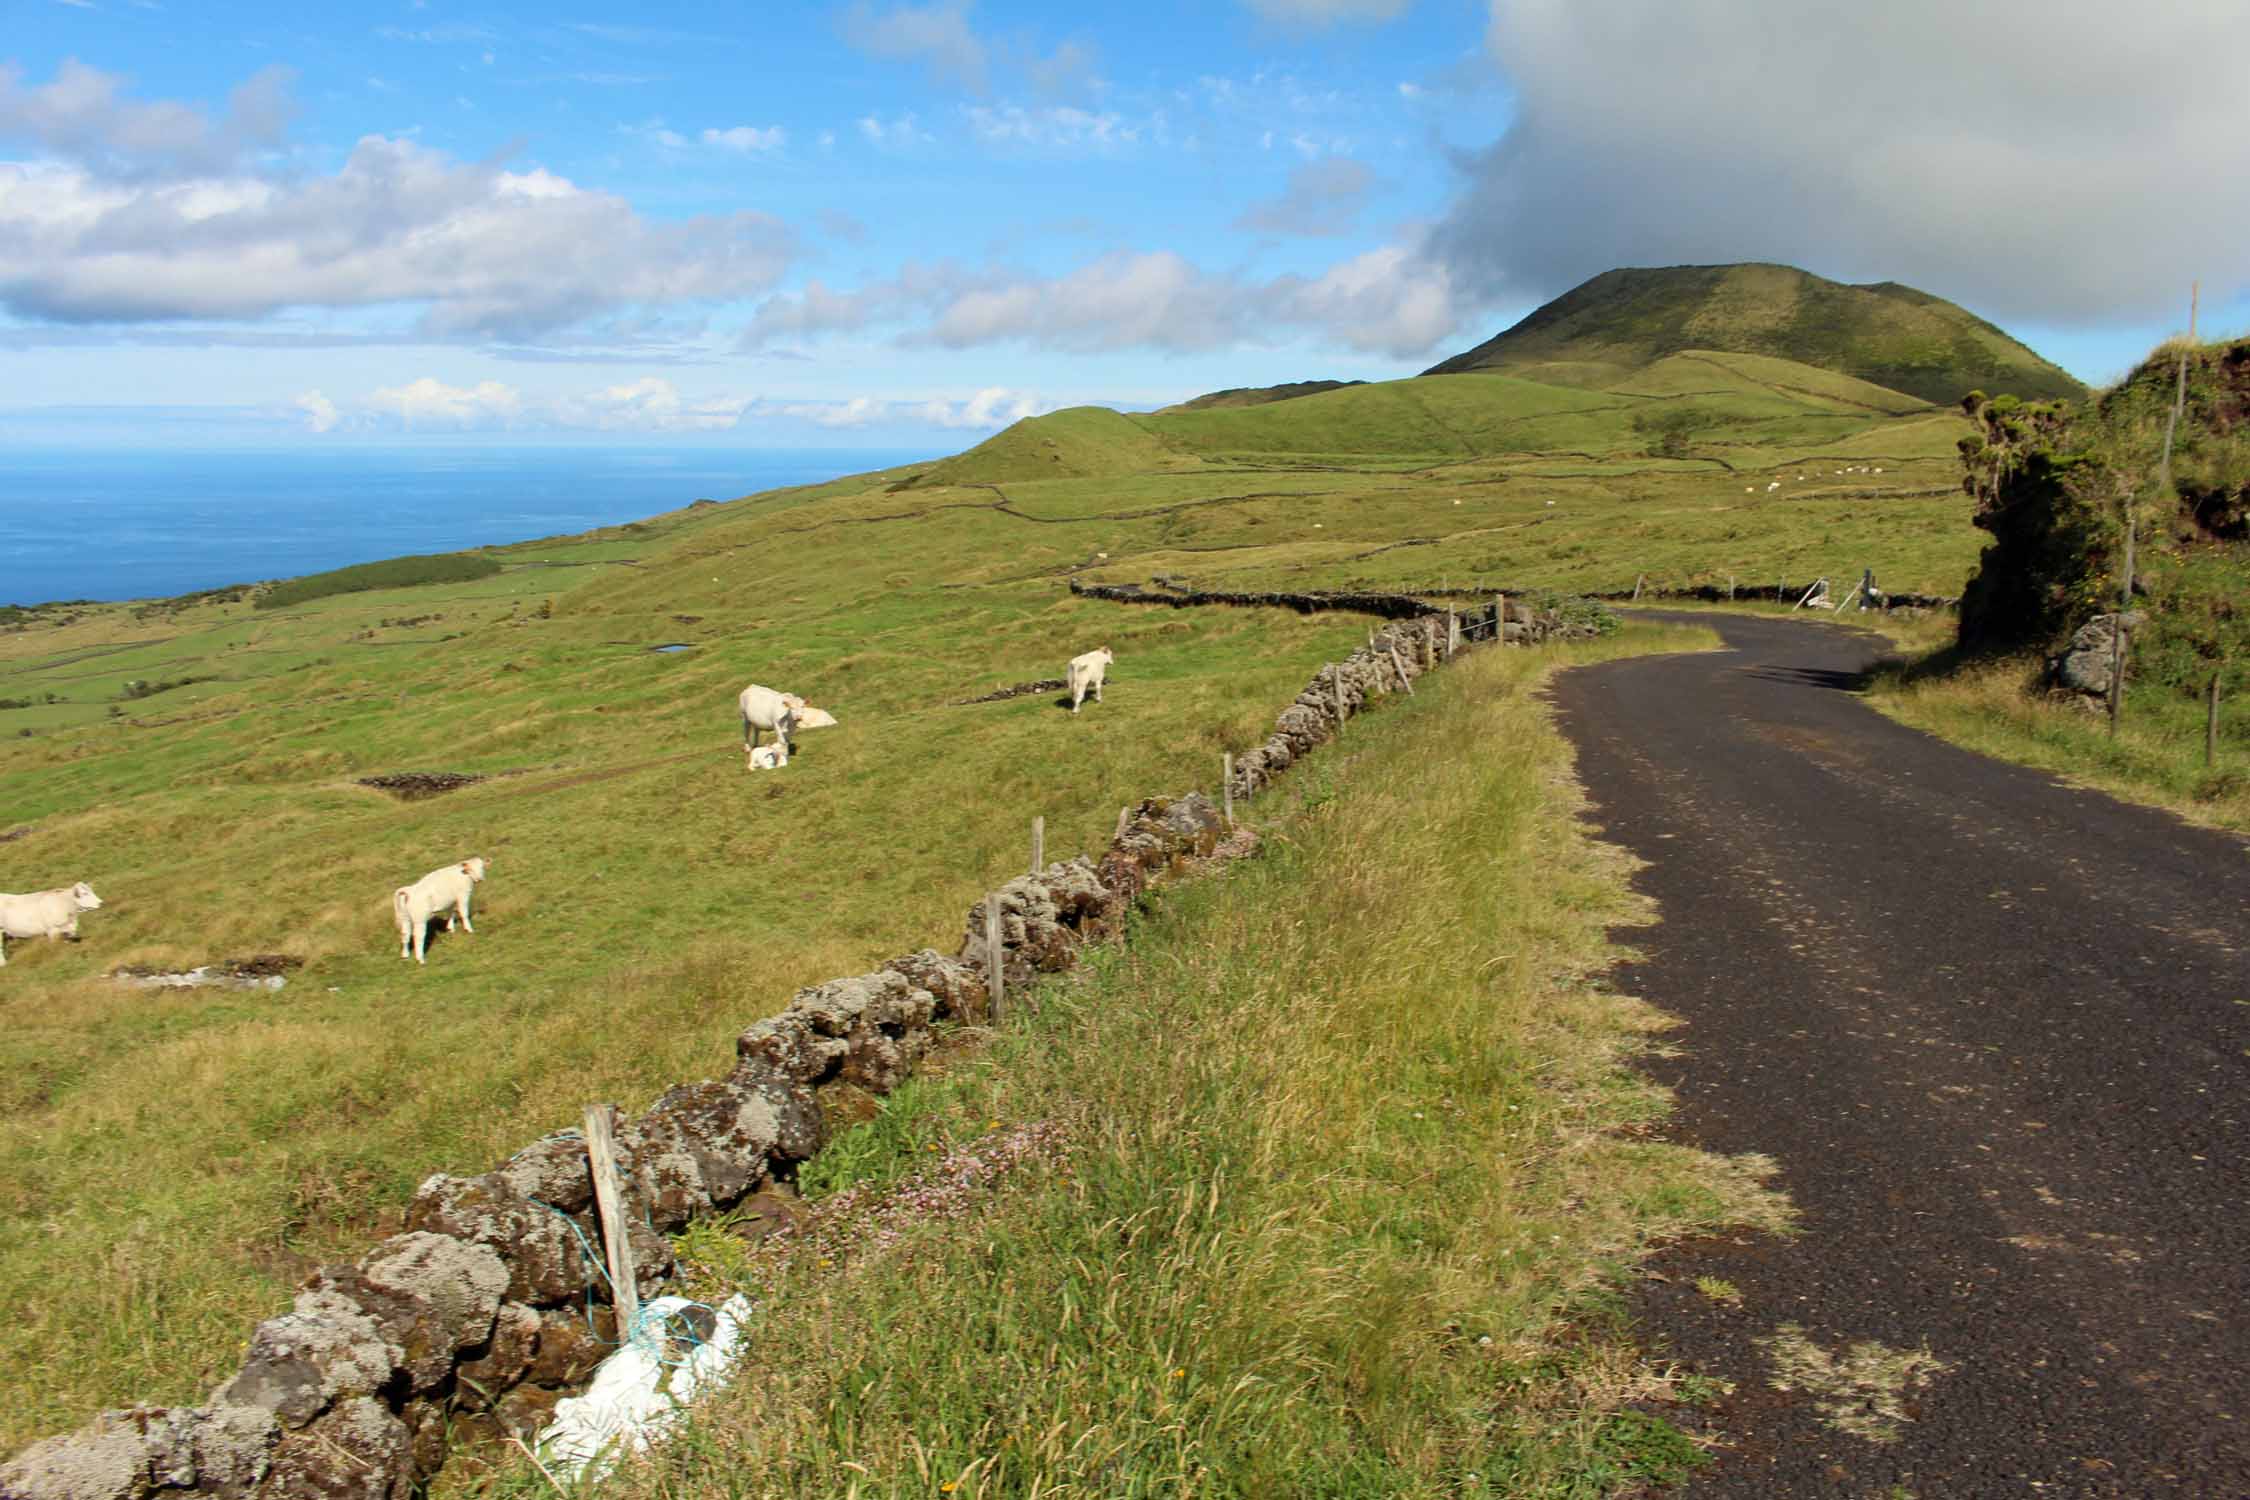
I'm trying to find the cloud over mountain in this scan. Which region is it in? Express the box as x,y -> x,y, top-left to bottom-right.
1429,0 -> 2250,325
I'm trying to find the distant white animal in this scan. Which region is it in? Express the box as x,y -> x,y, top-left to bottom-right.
1766,481 -> 1781,492
738,683 -> 797,768
776,692 -> 839,730
0,882 -> 102,966
1068,646 -> 1114,715
394,857 -> 487,965
749,743 -> 788,770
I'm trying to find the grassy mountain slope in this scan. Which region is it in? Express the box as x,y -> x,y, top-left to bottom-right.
1426,263 -> 2086,406
0,344 -> 1985,1451
1155,378 -> 1366,414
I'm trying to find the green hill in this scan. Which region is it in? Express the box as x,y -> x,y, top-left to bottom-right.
1425,263 -> 2086,407
1156,378 -> 1366,414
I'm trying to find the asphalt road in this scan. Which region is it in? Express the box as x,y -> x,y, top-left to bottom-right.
1549,612 -> 2250,1497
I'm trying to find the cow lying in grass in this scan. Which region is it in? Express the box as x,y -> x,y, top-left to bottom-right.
394,857 -> 487,965
0,881 -> 102,966
748,743 -> 788,770
1068,647 -> 1113,714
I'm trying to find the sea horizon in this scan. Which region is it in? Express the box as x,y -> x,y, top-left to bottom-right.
0,445 -> 937,608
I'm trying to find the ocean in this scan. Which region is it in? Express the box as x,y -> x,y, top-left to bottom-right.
0,447 -> 935,606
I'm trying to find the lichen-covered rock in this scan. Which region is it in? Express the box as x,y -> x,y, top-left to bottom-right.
259,1398 -> 409,1500
491,1132 -> 592,1215
216,1294 -> 397,1429
404,1174 -> 597,1309
2050,611 -> 2143,698
0,1404 -> 276,1500
724,1059 -> 825,1165
490,1384 -> 563,1441
524,1308 -> 611,1388
302,1233 -> 506,1394
452,1301 -> 541,1409
1037,856 -> 1122,938
623,1078 -> 787,1230
1275,703 -> 1328,753
1154,792 -> 1224,857
883,948 -> 989,1023
736,971 -> 937,1094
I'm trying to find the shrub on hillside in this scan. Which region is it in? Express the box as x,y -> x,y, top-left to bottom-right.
255,552 -> 501,610
1954,341 -> 2250,708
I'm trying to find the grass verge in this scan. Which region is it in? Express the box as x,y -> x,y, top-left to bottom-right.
448,622 -> 1792,1498
1866,646 -> 2250,833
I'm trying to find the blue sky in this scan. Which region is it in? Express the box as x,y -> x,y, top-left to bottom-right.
3,0 -> 2243,449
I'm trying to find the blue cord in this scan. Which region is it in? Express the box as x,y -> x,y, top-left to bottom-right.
526,1196 -> 725,1369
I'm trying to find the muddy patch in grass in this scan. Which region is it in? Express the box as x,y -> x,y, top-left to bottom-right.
113,953 -> 304,990
358,770 -> 487,800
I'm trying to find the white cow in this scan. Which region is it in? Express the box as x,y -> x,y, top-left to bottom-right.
1068,646 -> 1114,714
738,684 -> 797,768
394,857 -> 487,965
0,882 -> 102,966
748,743 -> 788,770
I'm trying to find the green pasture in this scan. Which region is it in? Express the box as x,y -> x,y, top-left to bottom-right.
0,345 -> 1983,1452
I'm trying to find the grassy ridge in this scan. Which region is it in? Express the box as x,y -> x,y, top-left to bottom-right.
455,623 -> 1789,1499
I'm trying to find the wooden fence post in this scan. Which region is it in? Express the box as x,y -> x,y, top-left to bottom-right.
1391,642 -> 1414,695
1333,670 -> 1347,731
1030,815 -> 1044,875
582,1104 -> 641,1342
1727,575 -> 1735,601
1115,805 -> 1132,841
985,897 -> 1006,1022
2209,672 -> 2222,768
1632,574 -> 1645,602
1222,753 -> 1235,826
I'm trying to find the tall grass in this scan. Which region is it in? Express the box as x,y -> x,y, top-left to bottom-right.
449,625 -> 1790,1498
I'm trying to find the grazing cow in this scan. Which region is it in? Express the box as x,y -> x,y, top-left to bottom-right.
394,857 -> 487,965
1068,646 -> 1114,714
738,684 -> 797,768
749,743 -> 788,770
0,882 -> 102,966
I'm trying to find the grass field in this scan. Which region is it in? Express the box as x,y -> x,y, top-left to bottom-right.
0,348 -> 1969,1455
450,622 -> 1790,1499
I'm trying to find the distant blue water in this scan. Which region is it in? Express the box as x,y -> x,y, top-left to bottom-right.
0,447 -> 934,606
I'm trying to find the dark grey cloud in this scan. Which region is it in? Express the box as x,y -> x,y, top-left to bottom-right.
1429,0 -> 2250,326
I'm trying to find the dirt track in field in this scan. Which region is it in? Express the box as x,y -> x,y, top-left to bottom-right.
1551,611 -> 2250,1496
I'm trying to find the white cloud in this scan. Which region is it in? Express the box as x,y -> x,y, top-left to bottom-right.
369,376 -> 523,428
0,65 -> 798,338
1234,156 -> 1375,237
701,124 -> 785,152
856,112 -> 933,148
292,389 -> 338,433
770,386 -> 1051,430
0,58 -> 295,176
1243,0 -> 1410,27
1430,0 -> 2250,325
742,243 -> 1463,359
842,0 -> 987,92
962,104 -> 1136,149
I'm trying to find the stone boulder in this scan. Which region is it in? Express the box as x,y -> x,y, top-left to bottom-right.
298,1233 -> 507,1394
2051,611 -> 2144,698
404,1173 -> 596,1309
491,1132 -> 594,1215
735,971 -> 938,1094
883,949 -> 989,1023
216,1294 -> 398,1429
0,1404 -> 277,1500
259,1398 -> 409,1500
622,1075 -> 815,1230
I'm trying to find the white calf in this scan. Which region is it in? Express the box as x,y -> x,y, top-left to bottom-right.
0,881 -> 102,966
749,743 -> 788,770
738,684 -> 797,768
394,857 -> 487,965
1068,647 -> 1114,714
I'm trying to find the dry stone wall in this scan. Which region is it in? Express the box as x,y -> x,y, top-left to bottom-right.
1,585 -> 1553,1500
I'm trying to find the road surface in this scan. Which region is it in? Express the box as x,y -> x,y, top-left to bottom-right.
1549,611 -> 2250,1496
